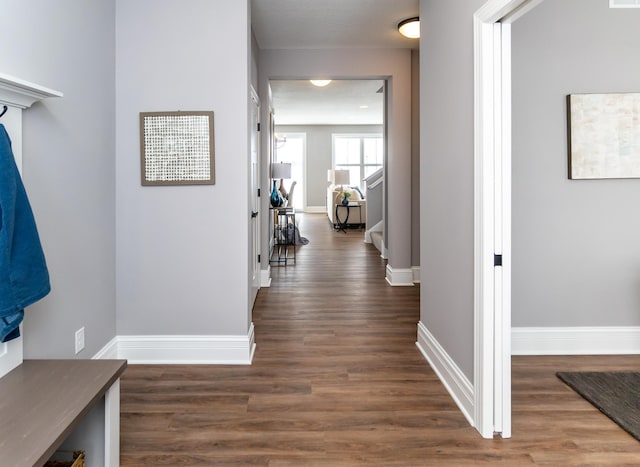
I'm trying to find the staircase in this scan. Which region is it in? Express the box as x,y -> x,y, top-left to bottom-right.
363,168 -> 385,257
370,231 -> 385,257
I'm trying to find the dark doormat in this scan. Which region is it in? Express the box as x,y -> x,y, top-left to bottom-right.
557,371 -> 640,441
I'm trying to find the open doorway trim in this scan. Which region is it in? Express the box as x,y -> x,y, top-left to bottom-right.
473,0 -> 544,439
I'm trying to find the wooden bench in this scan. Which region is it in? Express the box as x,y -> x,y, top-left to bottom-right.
0,359 -> 127,467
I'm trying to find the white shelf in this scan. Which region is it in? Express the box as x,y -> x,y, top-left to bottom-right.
0,72 -> 63,109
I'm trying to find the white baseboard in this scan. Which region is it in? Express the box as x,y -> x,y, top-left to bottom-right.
512,326 -> 640,355
92,324 -> 256,364
381,246 -> 388,260
412,266 -> 420,284
93,337 -> 119,360
385,264 -> 414,286
416,322 -> 475,427
260,266 -> 272,288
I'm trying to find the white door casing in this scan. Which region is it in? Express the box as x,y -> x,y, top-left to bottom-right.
250,86 -> 261,306
473,0 -> 544,439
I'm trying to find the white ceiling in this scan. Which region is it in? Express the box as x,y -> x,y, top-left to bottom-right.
252,0 -> 418,125
251,0 -> 419,50
271,79 -> 384,125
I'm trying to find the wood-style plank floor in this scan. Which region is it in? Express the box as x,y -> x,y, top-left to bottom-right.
120,213 -> 640,466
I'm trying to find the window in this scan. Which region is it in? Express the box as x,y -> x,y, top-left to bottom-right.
332,134 -> 383,189
274,133 -> 305,210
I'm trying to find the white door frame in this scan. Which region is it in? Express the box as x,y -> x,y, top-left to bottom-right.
250,85 -> 261,306
473,0 -> 544,439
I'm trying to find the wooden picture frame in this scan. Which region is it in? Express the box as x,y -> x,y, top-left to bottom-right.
140,111 -> 215,186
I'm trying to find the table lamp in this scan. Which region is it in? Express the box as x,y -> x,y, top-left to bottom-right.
271,162 -> 292,207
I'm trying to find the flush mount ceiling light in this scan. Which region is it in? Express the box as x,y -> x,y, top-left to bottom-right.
398,17 -> 420,39
310,79 -> 332,87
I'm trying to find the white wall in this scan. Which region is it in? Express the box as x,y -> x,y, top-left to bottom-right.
2,0 -> 116,359
512,0 -> 640,327
420,0 -> 485,380
259,48 -> 412,274
275,124 -> 383,208
115,0 -> 251,336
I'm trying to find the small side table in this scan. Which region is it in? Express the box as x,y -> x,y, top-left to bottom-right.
270,207 -> 296,265
334,202 -> 362,233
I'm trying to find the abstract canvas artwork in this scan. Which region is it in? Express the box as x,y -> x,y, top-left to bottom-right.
567,93 -> 640,179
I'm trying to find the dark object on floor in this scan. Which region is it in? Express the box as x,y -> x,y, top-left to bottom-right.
557,371 -> 640,441
285,224 -> 309,245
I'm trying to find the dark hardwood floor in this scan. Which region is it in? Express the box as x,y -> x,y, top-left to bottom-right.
120,213 -> 640,466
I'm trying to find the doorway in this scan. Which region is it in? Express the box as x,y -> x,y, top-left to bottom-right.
269,79 -> 385,215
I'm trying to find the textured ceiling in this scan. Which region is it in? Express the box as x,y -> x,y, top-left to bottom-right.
251,0 -> 419,50
253,1 -> 417,125
271,79 -> 384,125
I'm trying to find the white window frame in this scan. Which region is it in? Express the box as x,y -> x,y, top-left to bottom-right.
331,133 -> 383,188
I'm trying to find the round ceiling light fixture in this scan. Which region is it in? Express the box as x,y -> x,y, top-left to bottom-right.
310,79 -> 332,87
398,17 -> 420,39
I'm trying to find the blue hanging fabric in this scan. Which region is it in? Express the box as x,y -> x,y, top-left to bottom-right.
0,123 -> 50,342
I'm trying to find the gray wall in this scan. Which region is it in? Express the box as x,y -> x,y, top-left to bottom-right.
115,0 -> 251,336
259,48 -> 412,274
512,0 -> 640,327
275,124 -> 383,208
411,50 -> 420,267
251,28 -> 260,92
2,0 -> 116,358
419,0 -> 484,380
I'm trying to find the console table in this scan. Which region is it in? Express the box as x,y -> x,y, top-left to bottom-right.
0,359 -> 127,467
270,207 -> 296,265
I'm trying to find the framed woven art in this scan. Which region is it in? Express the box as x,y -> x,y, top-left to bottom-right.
140,111 -> 215,186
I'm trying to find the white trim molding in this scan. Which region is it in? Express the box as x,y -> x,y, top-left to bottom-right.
92,337 -> 119,360
412,266 -> 421,284
92,324 -> 256,364
260,266 -> 272,288
473,0 -> 544,439
416,322 -> 475,427
512,326 -> 640,355
104,379 -> 120,467
0,72 -> 63,108
364,220 -> 384,244
385,265 -> 414,287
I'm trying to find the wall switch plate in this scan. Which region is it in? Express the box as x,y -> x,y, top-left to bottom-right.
75,327 -> 85,354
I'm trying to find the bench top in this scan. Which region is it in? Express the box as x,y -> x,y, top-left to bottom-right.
0,359 -> 127,467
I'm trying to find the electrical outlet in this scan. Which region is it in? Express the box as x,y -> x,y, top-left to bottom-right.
75,327 -> 85,354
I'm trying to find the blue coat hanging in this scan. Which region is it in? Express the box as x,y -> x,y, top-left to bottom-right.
0,123 -> 50,342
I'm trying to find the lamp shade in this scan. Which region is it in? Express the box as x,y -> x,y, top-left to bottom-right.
334,169 -> 350,186
272,162 -> 292,179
